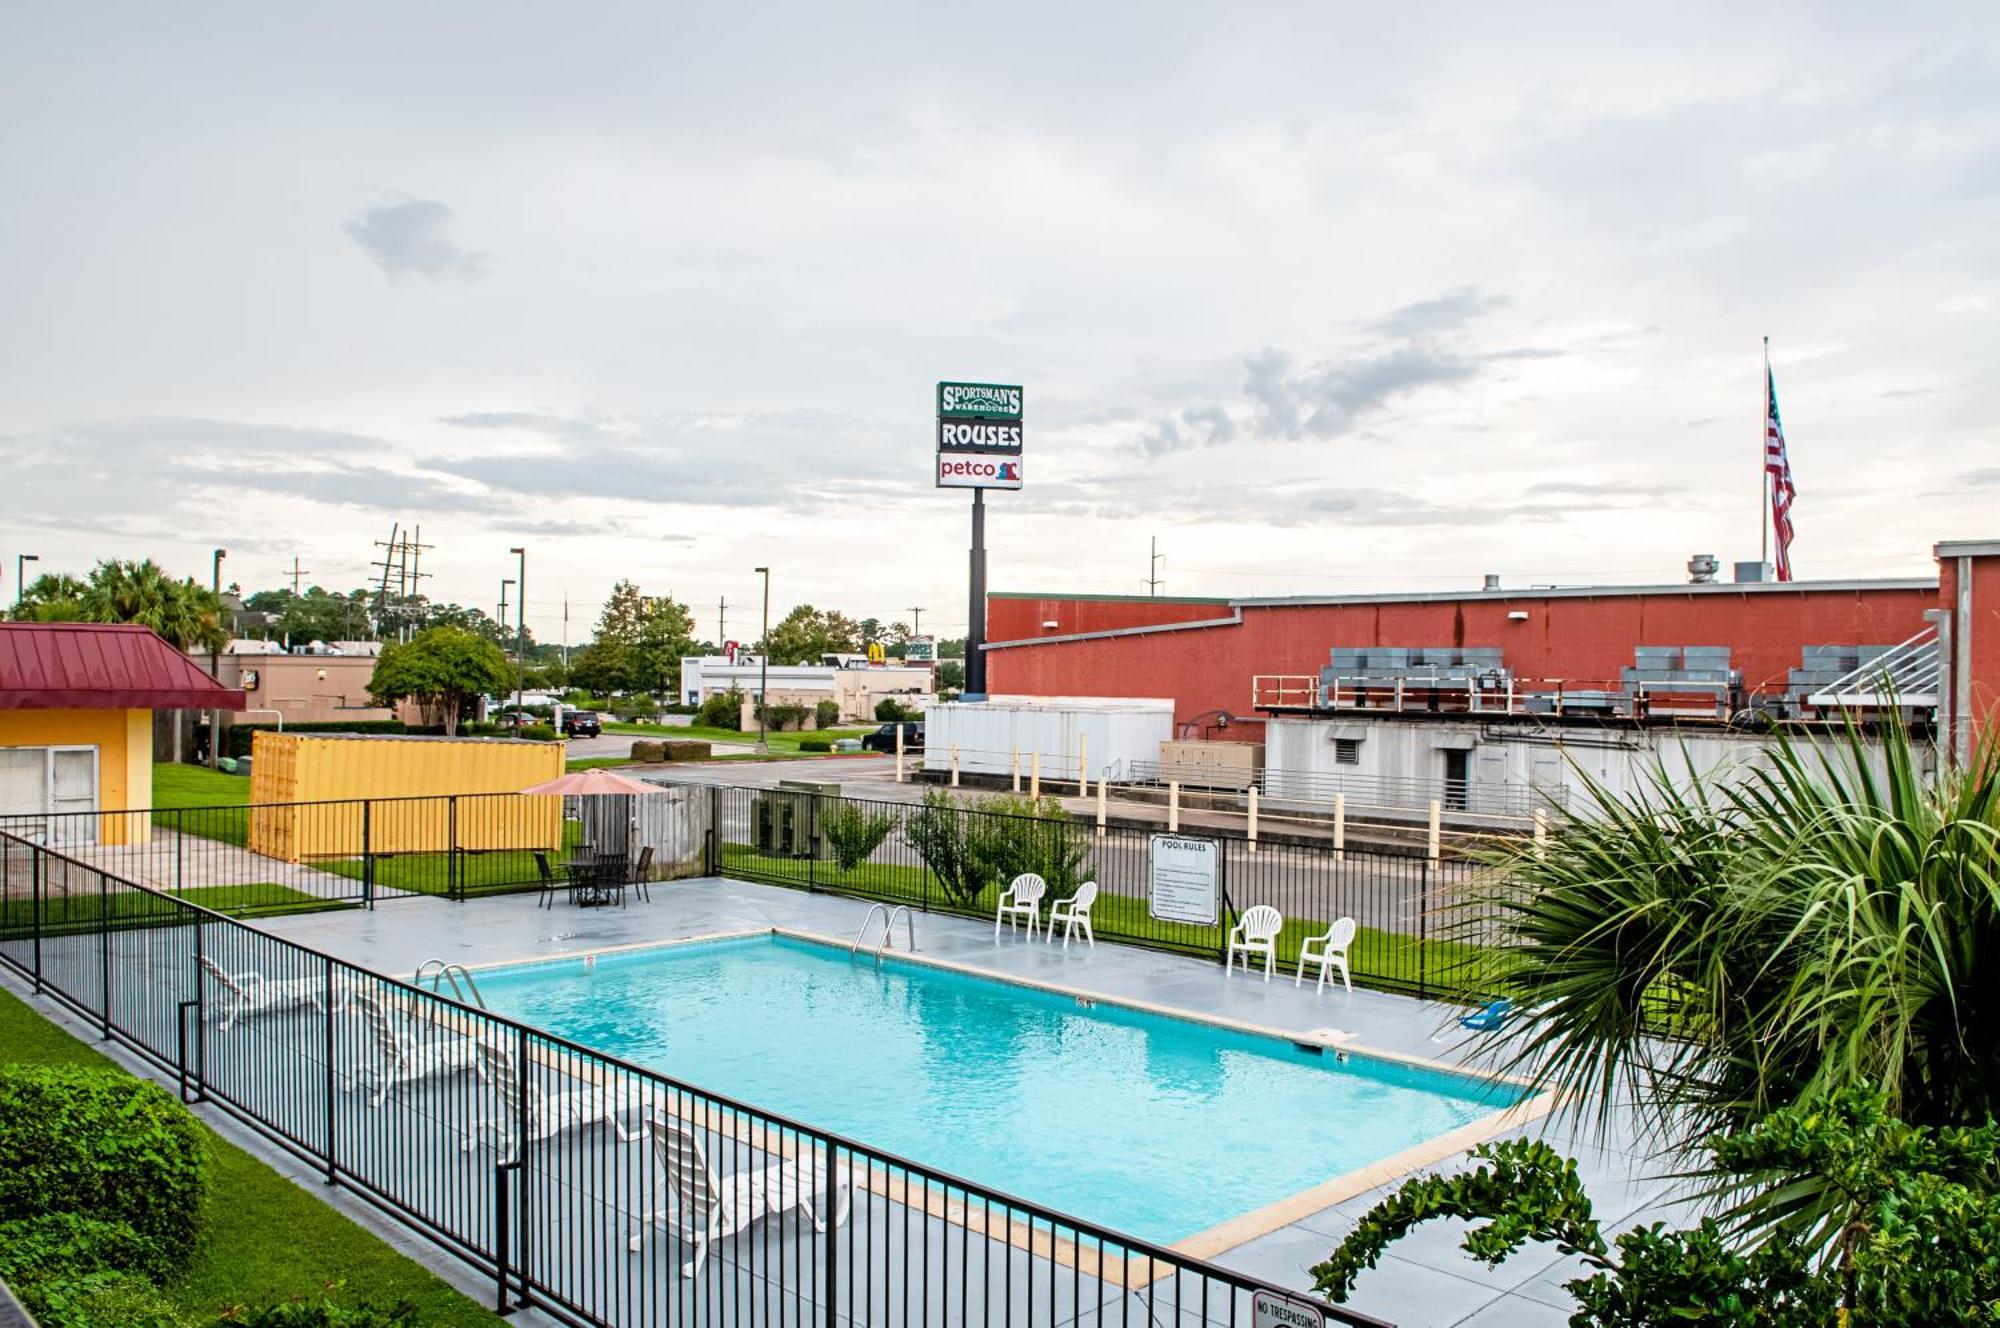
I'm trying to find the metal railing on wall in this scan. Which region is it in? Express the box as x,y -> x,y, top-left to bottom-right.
0,830 -> 1394,1328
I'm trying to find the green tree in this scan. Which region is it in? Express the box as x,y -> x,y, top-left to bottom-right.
936,660 -> 965,691
10,573 -> 89,622
366,627 -> 511,735
763,605 -> 862,665
1315,1090 -> 2000,1327
13,560 -> 226,652
822,803 -> 896,873
241,586 -> 375,645
1471,718 -> 2000,1240
572,581 -> 694,695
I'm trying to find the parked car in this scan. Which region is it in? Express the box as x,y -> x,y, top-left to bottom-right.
861,721 -> 924,753
562,710 -> 602,738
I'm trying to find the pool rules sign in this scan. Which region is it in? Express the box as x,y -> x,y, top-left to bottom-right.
1149,834 -> 1219,925
936,380 -> 1023,489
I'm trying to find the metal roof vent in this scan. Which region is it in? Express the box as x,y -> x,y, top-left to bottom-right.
1687,553 -> 1720,584
1482,574 -> 1501,592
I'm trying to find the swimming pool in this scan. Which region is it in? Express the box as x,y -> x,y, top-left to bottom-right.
474,933 -> 1522,1245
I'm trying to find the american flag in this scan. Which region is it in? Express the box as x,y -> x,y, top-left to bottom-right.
1765,364 -> 1796,581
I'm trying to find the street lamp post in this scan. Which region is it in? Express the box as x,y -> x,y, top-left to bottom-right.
508,546 -> 526,722
210,548 -> 227,769
15,553 -> 38,609
754,566 -> 770,754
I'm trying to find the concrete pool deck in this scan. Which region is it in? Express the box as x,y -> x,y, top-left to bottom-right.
237,876 -> 1687,1328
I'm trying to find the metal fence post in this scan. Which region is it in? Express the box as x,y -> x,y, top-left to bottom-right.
807,795 -> 818,891
708,787 -> 721,876
30,845 -> 43,992
822,1141 -> 839,1328
323,954 -> 338,1185
192,921 -> 207,1096
513,1024 -> 532,1310
98,867 -> 112,1038
448,795 -> 460,901
175,808 -> 185,892
494,1160 -> 514,1315
1216,844 -> 1234,967
361,801 -> 375,909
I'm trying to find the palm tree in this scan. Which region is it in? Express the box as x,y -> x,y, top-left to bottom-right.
10,572 -> 89,621
79,559 -> 228,653
1477,716 -> 2000,1230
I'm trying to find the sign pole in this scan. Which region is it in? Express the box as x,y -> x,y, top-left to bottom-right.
967,487 -> 987,696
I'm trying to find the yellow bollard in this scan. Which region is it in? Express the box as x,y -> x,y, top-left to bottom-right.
1334,792 -> 1346,864
1168,781 -> 1180,832
1247,785 -> 1259,853
1030,751 -> 1042,801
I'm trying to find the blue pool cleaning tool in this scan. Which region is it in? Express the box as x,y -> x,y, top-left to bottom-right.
1458,998 -> 1514,1032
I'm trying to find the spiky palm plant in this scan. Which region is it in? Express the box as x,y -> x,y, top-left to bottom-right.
1479,716 -> 2000,1235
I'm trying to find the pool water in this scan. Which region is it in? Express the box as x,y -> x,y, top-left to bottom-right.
475,934 -> 1520,1243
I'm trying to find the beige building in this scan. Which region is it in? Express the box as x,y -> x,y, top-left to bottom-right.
680,656 -> 931,726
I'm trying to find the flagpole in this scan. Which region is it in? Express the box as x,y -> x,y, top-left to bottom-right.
1760,336 -> 1770,567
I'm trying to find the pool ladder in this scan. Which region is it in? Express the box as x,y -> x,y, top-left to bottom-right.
851,904 -> 916,967
414,959 -> 488,1009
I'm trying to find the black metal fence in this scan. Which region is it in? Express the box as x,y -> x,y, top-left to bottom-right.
0,787 -> 710,917
0,831 -> 1392,1328
711,786 -> 1500,1003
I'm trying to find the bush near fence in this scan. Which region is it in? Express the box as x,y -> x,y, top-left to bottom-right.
225,722 -> 410,759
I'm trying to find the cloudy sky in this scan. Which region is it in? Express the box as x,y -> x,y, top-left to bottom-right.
4,4 -> 1996,644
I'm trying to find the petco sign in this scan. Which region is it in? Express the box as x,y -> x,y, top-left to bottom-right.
937,453 -> 1023,489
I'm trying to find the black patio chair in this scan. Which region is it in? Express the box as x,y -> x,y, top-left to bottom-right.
631,845 -> 654,903
534,852 -> 558,909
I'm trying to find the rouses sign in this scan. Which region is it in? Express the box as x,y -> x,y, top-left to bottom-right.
937,454 -> 1022,489
937,418 -> 1023,452
904,637 -> 936,662
936,381 -> 1023,420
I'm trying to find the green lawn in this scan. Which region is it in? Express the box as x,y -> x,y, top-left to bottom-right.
2,883 -> 346,939
604,723 -> 871,755
719,843 -> 1498,995
0,986 -> 505,1326
152,761 -> 252,810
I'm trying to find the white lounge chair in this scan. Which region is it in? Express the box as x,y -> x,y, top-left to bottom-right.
351,992 -> 485,1107
628,1118 -> 850,1277
1046,880 -> 1098,949
1226,904 -> 1284,981
994,873 -> 1047,941
1297,917 -> 1358,993
198,954 -> 335,1031
463,1042 -> 648,1153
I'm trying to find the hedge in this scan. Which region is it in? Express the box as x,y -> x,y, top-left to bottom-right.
0,1066 -> 209,1270
0,1213 -> 174,1288
226,721 -> 408,758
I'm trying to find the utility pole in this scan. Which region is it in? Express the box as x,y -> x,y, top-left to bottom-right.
289,557 -> 309,597
209,548 -> 227,770
717,596 -> 727,648
562,595 -> 570,670
15,553 -> 38,608
907,606 -> 925,638
1147,536 -> 1164,597
498,580 -> 513,637
509,546 -> 526,719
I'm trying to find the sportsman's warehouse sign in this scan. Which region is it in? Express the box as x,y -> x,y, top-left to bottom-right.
936,381 -> 1022,420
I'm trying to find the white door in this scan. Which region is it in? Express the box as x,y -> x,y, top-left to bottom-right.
0,745 -> 100,844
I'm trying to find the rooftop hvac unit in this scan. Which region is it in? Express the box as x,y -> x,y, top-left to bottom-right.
1687,553 -> 1720,584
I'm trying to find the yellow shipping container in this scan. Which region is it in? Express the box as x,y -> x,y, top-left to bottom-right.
246,732 -> 565,862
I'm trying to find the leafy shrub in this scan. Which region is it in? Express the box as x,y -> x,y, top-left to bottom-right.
823,803 -> 895,871
754,701 -> 810,731
874,698 -> 919,723
813,699 -> 841,730
21,1269 -> 183,1328
904,790 -> 983,906
219,1287 -> 421,1326
798,738 -> 833,753
697,690 -> 744,730
518,722 -> 557,741
228,721 -> 408,758
0,1067 -> 208,1271
0,1214 -> 173,1287
970,794 -> 1089,901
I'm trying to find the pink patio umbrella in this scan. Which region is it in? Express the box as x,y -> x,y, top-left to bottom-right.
518,769 -> 663,797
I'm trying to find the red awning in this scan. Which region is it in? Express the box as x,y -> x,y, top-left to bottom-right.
0,622 -> 246,711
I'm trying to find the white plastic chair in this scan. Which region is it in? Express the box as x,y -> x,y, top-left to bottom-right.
1297,917 -> 1358,993
198,954 -> 336,1031
994,873 -> 1047,941
1226,904 -> 1284,981
1046,881 -> 1099,949
352,992 -> 485,1107
628,1118 -> 850,1277
462,1041 -> 649,1153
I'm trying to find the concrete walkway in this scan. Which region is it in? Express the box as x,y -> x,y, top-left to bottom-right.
260,878 -> 1686,1328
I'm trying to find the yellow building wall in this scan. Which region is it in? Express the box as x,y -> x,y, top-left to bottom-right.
246,732 -> 564,862
0,708 -> 153,845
